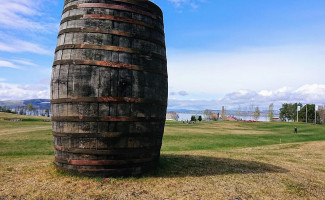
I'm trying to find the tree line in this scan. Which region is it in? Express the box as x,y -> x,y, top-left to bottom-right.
280,103 -> 325,124
168,103 -> 325,124
0,104 -> 50,117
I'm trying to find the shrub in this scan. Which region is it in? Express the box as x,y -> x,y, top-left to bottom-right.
191,116 -> 196,122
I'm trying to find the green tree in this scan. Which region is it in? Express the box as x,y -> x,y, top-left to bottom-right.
280,103 -> 302,122
253,106 -> 260,121
191,115 -> 196,122
268,103 -> 274,122
280,103 -> 292,121
198,116 -> 202,121
298,104 -> 319,123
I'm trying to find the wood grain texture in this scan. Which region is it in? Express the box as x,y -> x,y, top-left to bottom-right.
51,0 -> 167,177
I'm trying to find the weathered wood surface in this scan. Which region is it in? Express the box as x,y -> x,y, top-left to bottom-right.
51,0 -> 167,177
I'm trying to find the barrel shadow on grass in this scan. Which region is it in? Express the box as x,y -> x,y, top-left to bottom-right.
155,154 -> 288,177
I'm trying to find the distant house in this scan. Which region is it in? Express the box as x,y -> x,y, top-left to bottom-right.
210,113 -> 219,121
225,116 -> 237,121
166,111 -> 179,121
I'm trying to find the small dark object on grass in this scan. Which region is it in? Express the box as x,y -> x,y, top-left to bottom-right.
294,127 -> 298,134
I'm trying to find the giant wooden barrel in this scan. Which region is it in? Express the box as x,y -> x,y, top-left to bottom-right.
51,0 -> 167,177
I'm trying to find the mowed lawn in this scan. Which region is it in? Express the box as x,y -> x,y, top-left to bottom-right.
1,113 -> 325,199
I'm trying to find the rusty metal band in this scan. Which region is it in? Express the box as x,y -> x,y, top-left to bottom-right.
54,145 -> 161,153
60,14 -> 153,28
54,145 -> 160,155
53,60 -> 168,77
55,156 -> 154,166
58,28 -> 165,48
51,116 -> 165,122
55,44 -> 166,61
56,43 -> 136,53
111,0 -> 163,14
50,96 -> 167,106
60,14 -> 164,34
64,0 -> 163,16
52,131 -> 161,138
63,3 -> 158,21
53,132 -> 124,138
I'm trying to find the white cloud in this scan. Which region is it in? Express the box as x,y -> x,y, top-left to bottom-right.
295,84 -> 325,95
170,90 -> 189,96
168,0 -> 188,7
0,59 -> 38,70
1,81 -> 324,110
178,91 -> 189,96
0,60 -> 22,69
0,0 -> 58,33
168,98 -> 216,110
220,84 -> 325,108
167,44 -> 325,97
0,82 -> 49,101
12,59 -> 38,67
0,37 -> 52,55
168,84 -> 325,110
167,0 -> 204,9
0,78 -> 6,82
0,0 -> 58,55
258,87 -> 292,97
295,84 -> 325,103
168,44 -> 325,110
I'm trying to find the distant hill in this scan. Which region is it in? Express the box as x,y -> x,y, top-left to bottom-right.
0,99 -> 50,109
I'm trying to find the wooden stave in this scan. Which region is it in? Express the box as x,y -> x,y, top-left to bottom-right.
64,0 -> 163,18
52,0 -> 167,176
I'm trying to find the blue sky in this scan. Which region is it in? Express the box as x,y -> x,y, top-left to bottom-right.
0,0 -> 325,110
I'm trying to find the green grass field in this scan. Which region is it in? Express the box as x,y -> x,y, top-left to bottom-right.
0,112 -> 325,199
163,121 -> 325,151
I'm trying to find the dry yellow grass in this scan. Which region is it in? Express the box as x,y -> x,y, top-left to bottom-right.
0,126 -> 51,136
1,115 -> 324,199
1,141 -> 325,199
0,112 -> 50,120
